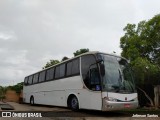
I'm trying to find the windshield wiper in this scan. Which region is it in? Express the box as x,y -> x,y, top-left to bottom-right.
111,85 -> 131,93
118,69 -> 122,82
111,85 -> 120,92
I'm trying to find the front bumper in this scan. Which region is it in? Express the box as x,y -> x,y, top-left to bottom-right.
102,99 -> 138,111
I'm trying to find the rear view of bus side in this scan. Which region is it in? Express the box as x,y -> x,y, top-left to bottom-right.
23,51 -> 138,111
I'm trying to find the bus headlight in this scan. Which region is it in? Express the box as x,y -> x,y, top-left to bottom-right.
133,97 -> 138,101
104,97 -> 118,102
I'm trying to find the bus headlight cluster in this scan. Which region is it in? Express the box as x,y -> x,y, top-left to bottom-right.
104,97 -> 118,102
133,97 -> 138,101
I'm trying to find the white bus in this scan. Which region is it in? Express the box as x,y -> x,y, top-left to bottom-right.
23,51 -> 138,111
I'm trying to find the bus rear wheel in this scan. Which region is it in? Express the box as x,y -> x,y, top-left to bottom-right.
30,96 -> 34,106
70,96 -> 79,111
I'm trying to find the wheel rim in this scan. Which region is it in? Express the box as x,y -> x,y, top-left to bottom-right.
71,97 -> 78,109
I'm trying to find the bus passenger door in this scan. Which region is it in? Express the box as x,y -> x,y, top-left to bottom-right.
80,55 -> 102,110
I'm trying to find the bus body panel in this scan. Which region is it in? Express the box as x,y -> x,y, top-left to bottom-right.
77,89 -> 102,110
23,75 -> 102,110
23,76 -> 83,106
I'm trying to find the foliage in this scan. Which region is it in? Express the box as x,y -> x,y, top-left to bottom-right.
6,82 -> 23,93
61,56 -> 69,61
132,57 -> 159,84
43,48 -> 89,69
11,82 -> 23,93
0,86 -> 6,99
43,59 -> 60,69
73,48 -> 89,57
120,14 -> 160,84
0,82 -> 23,97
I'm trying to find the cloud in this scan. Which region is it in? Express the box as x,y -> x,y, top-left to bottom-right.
0,30 -> 17,41
0,0 -> 160,86
0,33 -> 12,41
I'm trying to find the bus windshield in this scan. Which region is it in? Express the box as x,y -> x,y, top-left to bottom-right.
101,54 -> 136,93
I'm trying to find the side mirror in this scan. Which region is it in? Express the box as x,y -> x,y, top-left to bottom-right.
100,64 -> 105,76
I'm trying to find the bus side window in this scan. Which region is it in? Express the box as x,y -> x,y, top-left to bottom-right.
33,73 -> 39,84
55,66 -> 60,79
28,76 -> 33,85
39,71 -> 46,82
81,55 -> 100,91
66,58 -> 80,77
89,65 -> 101,91
66,61 -> 72,76
46,67 -> 54,81
59,64 -> 65,78
72,58 -> 80,75
24,77 -> 28,85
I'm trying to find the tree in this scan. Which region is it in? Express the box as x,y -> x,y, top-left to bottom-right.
4,82 -> 24,94
43,48 -> 89,69
132,57 -> 159,84
0,86 -> 6,101
11,82 -> 23,93
43,60 -> 60,69
73,48 -> 89,57
120,14 -> 160,65
120,14 -> 160,84
61,56 -> 69,62
120,14 -> 160,107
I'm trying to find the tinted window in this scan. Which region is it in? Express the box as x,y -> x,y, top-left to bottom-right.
81,55 -> 96,76
55,66 -> 60,79
28,76 -> 33,85
81,55 -> 100,90
66,62 -> 72,76
59,64 -> 65,77
46,68 -> 54,80
39,71 -> 46,82
89,64 -> 101,90
72,59 -> 79,75
24,77 -> 28,85
33,73 -> 39,84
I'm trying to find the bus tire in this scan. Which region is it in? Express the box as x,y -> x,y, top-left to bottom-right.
70,96 -> 79,111
30,96 -> 34,106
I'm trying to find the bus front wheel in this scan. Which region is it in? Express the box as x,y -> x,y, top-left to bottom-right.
70,96 -> 79,111
30,96 -> 34,106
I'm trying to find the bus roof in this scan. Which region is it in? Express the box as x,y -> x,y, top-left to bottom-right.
25,51 -> 125,78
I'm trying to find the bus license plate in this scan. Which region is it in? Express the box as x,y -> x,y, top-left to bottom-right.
124,104 -> 130,108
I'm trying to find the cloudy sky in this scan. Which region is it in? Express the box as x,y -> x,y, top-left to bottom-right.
0,0 -> 160,86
